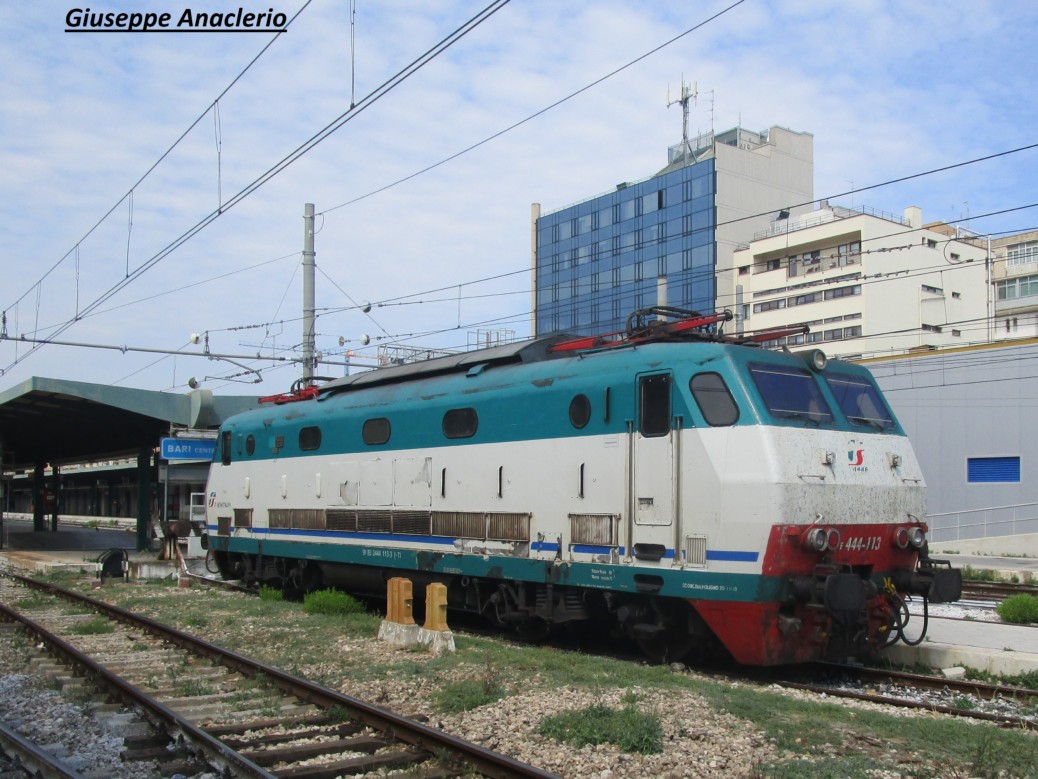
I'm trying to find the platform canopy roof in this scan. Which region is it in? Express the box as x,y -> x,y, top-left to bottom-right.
0,377 -> 259,469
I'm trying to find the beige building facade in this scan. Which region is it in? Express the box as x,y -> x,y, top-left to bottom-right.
991,229 -> 1038,339
731,205 -> 989,359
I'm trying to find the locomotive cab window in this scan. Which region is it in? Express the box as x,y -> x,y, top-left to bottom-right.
639,374 -> 671,437
362,417 -> 391,445
749,363 -> 833,425
690,372 -> 739,426
825,372 -> 895,430
299,426 -> 322,451
443,407 -> 478,439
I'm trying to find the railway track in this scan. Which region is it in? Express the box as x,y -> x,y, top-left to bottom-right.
0,571 -> 558,779
960,579 -> 1038,604
774,663 -> 1038,730
0,718 -> 84,779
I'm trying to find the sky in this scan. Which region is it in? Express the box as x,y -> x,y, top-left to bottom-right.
2,0 -> 1037,396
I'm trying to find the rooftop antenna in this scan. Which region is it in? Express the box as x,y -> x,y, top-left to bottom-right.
667,78 -> 698,165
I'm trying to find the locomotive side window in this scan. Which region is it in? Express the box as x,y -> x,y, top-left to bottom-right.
220,430 -> 232,466
245,435 -> 256,455
825,372 -> 895,430
749,363 -> 833,425
690,373 -> 739,426
299,426 -> 322,451
443,407 -> 478,439
362,417 -> 391,445
569,394 -> 591,429
639,374 -> 671,437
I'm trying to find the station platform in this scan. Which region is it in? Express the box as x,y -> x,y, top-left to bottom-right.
0,516 -> 200,579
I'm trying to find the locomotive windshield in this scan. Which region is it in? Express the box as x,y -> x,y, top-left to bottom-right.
748,362 -> 834,425
824,371 -> 896,431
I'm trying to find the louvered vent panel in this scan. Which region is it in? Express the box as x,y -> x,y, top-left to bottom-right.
326,509 -> 357,532
683,535 -> 708,567
432,511 -> 486,539
569,514 -> 619,546
268,509 -> 291,529
233,508 -> 253,528
290,509 -> 326,530
487,512 -> 530,541
356,511 -> 392,533
392,511 -> 432,535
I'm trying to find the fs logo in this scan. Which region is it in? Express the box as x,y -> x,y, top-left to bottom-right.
208,491 -> 216,507
848,441 -> 867,471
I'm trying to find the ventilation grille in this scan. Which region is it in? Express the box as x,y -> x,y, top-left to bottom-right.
233,509 -> 253,528
432,511 -> 486,539
683,535 -> 708,567
327,508 -> 357,532
569,514 -> 620,546
488,513 -> 530,541
357,511 -> 393,534
255,507 -> 527,540
217,516 -> 231,536
431,511 -> 531,541
268,508 -> 326,530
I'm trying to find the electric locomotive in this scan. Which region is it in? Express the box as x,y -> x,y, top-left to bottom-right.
204,308 -> 961,665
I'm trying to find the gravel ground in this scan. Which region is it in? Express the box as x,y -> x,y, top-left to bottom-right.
0,587 -> 1026,779
0,673 -> 159,779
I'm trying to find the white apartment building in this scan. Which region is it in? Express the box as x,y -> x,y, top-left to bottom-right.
731,204 -> 989,358
991,229 -> 1038,339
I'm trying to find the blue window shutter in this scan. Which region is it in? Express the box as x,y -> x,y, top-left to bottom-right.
967,456 -> 1021,483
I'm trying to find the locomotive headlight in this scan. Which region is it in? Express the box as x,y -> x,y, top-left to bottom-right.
893,527 -> 911,549
892,526 -> 927,550
803,527 -> 828,552
825,527 -> 842,552
796,348 -> 828,372
908,527 -> 926,549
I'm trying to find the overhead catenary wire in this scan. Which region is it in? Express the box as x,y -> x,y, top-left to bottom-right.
0,0 -> 512,376
2,0 -> 315,317
317,0 -> 749,217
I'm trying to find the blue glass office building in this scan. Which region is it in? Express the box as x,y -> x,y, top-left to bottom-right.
534,160 -> 716,336
533,126 -> 815,337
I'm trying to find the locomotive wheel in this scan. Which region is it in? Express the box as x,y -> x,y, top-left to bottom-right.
514,617 -> 550,643
634,629 -> 695,664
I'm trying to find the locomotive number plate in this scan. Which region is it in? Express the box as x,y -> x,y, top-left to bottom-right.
840,536 -> 882,552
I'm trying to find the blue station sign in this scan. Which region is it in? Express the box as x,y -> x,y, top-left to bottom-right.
160,437 -> 217,461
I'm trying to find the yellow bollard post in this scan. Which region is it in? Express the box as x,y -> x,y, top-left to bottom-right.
385,578 -> 399,623
396,577 -> 415,625
424,582 -> 449,632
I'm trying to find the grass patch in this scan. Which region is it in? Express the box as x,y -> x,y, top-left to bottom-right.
696,679 -> 1038,777
70,616 -> 115,635
960,565 -> 998,582
965,667 -> 1038,691
12,594 -> 50,610
259,585 -> 283,602
303,588 -> 365,616
996,594 -> 1038,624
433,677 -> 506,714
538,693 -> 663,755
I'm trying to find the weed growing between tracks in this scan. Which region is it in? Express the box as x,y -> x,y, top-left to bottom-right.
56,575 -> 1038,778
